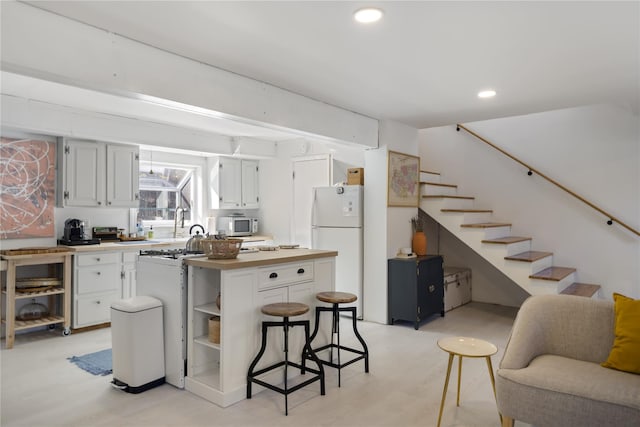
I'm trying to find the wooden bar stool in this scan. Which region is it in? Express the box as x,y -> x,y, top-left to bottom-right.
306,291 -> 369,387
246,302 -> 325,415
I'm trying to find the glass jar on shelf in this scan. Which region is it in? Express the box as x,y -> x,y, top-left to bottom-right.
18,299 -> 49,321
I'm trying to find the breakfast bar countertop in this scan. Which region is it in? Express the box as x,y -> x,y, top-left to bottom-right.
185,248 -> 338,270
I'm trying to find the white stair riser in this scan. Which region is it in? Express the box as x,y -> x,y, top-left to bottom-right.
441,211 -> 492,224
505,256 -> 554,276
480,226 -> 512,240
421,185 -> 457,196
423,197 -> 475,210
530,273 -> 575,294
482,240 -> 531,256
421,172 -> 440,183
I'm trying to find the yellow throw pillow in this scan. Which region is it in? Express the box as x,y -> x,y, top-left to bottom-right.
601,293 -> 640,374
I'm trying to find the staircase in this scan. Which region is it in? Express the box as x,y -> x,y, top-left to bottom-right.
419,170 -> 601,298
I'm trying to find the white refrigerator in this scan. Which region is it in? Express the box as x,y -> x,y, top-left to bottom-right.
311,185 -> 363,318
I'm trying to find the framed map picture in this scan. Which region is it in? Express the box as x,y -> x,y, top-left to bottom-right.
387,150 -> 420,207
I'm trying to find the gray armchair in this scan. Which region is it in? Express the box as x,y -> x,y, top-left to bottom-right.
496,294 -> 640,427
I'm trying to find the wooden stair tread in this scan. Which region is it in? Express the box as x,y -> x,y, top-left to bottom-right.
442,209 -> 493,213
482,236 -> 532,244
560,283 -> 601,297
461,222 -> 511,228
530,267 -> 576,281
422,195 -> 475,200
421,170 -> 440,175
505,251 -> 553,262
420,182 -> 457,188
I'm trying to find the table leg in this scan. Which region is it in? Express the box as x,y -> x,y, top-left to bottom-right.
457,355 -> 463,406
486,356 -> 501,424
437,353 -> 454,427
6,260 -> 16,349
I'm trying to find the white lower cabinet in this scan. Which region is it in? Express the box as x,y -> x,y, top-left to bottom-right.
72,250 -> 138,328
121,252 -> 137,299
75,291 -> 120,327
185,257 -> 334,408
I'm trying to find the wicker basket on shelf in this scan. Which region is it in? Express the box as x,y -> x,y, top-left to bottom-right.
208,316 -> 220,343
202,238 -> 243,259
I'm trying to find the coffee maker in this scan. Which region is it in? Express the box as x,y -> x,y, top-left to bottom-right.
59,218 -> 100,245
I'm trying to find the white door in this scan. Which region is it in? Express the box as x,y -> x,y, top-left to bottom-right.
292,155 -> 331,247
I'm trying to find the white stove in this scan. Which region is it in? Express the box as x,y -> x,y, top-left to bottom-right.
138,249 -> 206,265
136,248 -> 205,388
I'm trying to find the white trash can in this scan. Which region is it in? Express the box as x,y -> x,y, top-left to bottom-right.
111,296 -> 165,393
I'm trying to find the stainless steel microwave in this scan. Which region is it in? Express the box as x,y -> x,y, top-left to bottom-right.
215,216 -> 258,236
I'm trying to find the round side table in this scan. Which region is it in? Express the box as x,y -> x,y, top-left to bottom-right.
436,336 -> 499,427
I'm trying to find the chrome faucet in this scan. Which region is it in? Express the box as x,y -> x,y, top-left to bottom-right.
173,207 -> 186,238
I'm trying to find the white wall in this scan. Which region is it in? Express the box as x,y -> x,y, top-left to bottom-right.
363,120 -> 419,324
420,104 -> 640,300
258,138 -> 366,244
259,121 -> 420,324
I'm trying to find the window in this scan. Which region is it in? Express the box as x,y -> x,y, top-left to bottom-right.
137,161 -> 194,224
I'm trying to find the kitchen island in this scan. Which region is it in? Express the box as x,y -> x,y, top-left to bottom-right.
184,248 -> 337,407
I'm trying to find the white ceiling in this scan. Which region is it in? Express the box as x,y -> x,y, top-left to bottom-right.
16,1 -> 640,133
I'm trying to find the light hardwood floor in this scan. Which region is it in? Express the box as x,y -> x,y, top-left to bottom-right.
1,302 -> 530,427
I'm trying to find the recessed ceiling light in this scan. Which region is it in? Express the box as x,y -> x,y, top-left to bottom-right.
478,90 -> 497,98
354,8 -> 384,23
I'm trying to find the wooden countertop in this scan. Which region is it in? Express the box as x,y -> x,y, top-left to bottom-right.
185,248 -> 338,270
58,239 -> 189,253
57,234 -> 273,253
0,249 -> 74,261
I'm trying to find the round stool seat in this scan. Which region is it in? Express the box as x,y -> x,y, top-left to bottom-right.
437,336 -> 497,358
316,291 -> 357,304
261,302 -> 309,317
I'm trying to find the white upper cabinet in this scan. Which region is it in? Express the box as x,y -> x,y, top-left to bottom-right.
106,143 -> 140,207
209,157 -> 259,209
241,159 -> 260,209
57,138 -> 139,208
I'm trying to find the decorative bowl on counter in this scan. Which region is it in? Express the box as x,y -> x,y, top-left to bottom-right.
202,238 -> 243,259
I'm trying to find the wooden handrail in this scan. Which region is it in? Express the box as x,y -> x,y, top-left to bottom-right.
456,123 -> 640,237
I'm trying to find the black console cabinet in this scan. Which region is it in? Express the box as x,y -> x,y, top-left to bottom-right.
388,255 -> 444,330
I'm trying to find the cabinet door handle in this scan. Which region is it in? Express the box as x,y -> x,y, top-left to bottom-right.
96,271 -> 101,276
95,300 -> 101,305
95,257 -> 101,262
297,268 -> 305,274
428,284 -> 435,293
97,201 -> 102,206
269,272 -> 278,279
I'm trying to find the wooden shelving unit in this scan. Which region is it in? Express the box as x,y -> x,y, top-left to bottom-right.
1,250 -> 73,349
